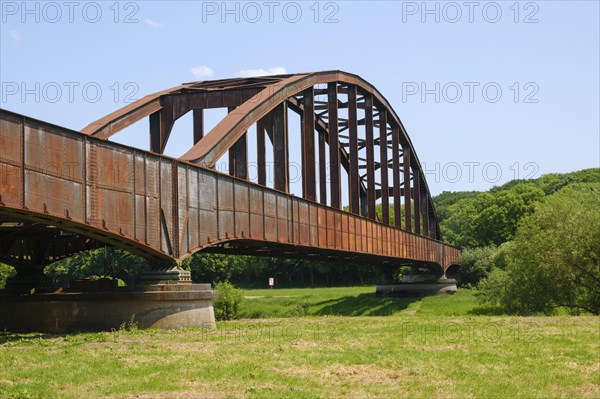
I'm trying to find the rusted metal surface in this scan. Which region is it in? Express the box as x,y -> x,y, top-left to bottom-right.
379,109 -> 389,226
403,147 -> 412,231
0,71 -> 461,276
327,82 -> 341,210
272,103 -> 288,193
348,85 -> 360,215
301,87 -> 316,202
364,93 -> 376,220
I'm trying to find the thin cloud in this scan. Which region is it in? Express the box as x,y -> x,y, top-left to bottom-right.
9,30 -> 22,42
235,67 -> 287,78
144,18 -> 164,29
190,65 -> 215,79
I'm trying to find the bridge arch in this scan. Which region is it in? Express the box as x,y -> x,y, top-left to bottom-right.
445,264 -> 461,280
82,71 -> 441,240
1,71 -> 460,289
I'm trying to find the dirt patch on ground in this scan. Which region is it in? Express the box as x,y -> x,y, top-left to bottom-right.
281,362 -> 406,386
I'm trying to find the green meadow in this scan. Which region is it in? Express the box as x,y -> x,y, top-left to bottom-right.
1,288 -> 598,399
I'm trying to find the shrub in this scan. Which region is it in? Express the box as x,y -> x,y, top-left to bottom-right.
457,246 -> 498,287
456,243 -> 514,287
213,281 -> 243,321
0,263 -> 15,289
477,183 -> 600,315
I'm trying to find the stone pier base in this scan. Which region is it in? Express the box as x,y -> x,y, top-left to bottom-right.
376,278 -> 457,297
0,283 -> 217,333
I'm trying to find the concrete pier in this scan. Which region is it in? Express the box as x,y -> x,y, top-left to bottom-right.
376,276 -> 457,297
0,283 -> 217,333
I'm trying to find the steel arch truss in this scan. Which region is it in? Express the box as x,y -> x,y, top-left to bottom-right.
82,71 -> 440,240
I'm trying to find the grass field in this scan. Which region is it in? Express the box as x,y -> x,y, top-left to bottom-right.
1,288 -> 598,398
238,286 -> 494,318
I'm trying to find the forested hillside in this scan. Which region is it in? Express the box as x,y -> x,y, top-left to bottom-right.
434,168 -> 599,248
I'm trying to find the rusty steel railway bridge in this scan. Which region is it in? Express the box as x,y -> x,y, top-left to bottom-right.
0,71 -> 460,289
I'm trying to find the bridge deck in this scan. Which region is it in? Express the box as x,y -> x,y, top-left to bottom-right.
0,109 -> 460,271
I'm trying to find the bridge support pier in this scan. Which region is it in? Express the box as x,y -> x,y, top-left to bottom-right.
138,264 -> 192,284
376,267 -> 457,298
0,264 -> 217,333
4,264 -> 53,294
375,264 -> 397,285
374,264 -> 457,297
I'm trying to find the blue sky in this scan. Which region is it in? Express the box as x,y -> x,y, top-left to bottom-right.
1,0 -> 598,196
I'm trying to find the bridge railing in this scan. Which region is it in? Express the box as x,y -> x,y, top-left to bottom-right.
0,109 -> 460,269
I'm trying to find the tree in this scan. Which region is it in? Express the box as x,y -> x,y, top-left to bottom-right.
44,248 -> 150,287
437,169 -> 599,249
433,190 -> 479,224
478,183 -> 600,314
213,281 -> 243,321
184,253 -> 235,283
441,184 -> 544,248
0,263 -> 15,289
457,244 -> 510,287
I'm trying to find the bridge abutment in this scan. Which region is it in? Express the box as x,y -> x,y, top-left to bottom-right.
0,265 -> 217,333
375,267 -> 457,297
